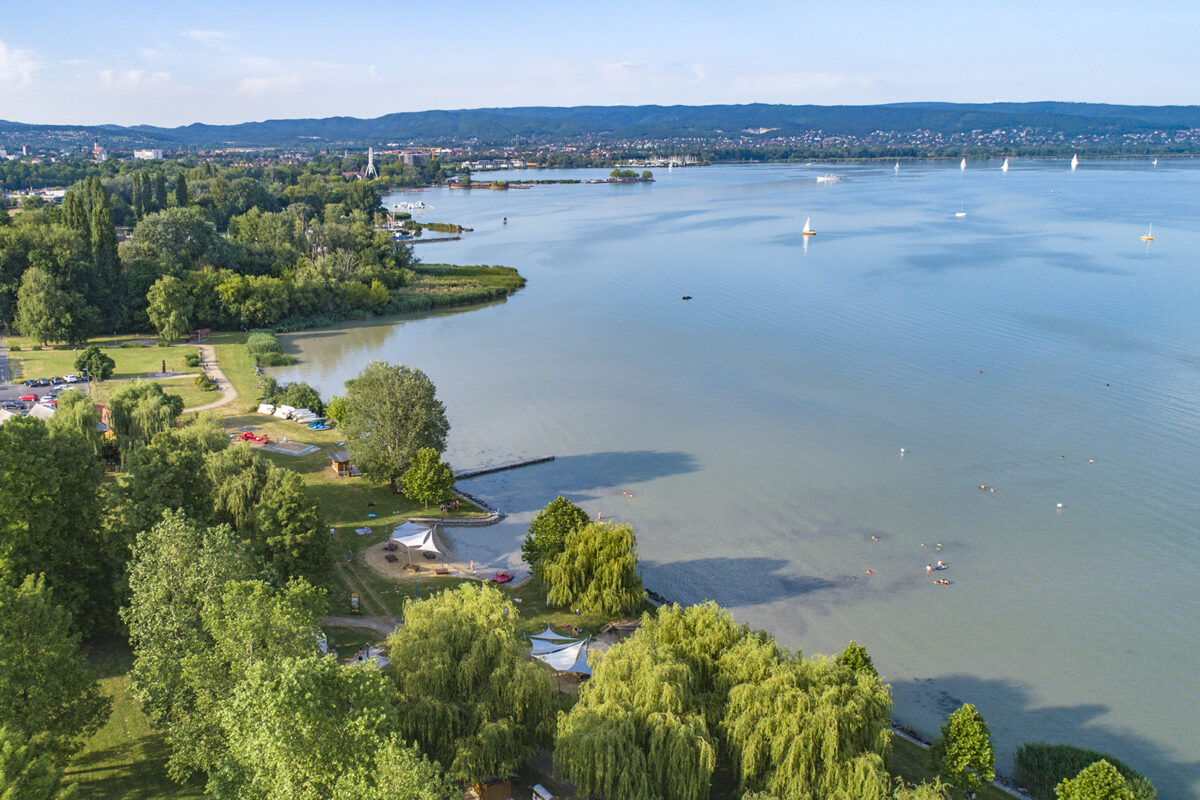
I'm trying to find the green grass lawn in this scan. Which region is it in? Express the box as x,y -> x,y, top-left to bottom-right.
89,374 -> 214,410
64,643 -> 203,800
4,334 -> 201,383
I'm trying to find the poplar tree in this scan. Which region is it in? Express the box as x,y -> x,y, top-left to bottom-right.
175,173 -> 189,206
0,725 -> 80,799
931,704 -> 995,798
154,170 -> 168,211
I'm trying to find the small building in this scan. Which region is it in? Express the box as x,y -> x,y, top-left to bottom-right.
330,450 -> 353,478
133,148 -> 163,160
189,328 -> 211,341
468,777 -> 513,800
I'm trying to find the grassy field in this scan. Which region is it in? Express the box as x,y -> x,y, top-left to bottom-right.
89,374 -> 214,410
887,735 -> 1014,800
4,334 -> 202,383
64,643 -> 204,800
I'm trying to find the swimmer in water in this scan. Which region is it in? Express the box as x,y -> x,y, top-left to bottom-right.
865,570 -> 874,575
871,535 -> 879,542
925,564 -> 934,575
937,560 -> 946,569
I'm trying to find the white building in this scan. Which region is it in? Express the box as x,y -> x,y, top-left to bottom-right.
132,149 -> 163,160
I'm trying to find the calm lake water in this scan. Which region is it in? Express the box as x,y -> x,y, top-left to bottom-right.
275,161 -> 1200,797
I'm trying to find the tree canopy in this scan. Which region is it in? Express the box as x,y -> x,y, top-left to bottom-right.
1055,760 -> 1136,800
931,704 -> 995,798
73,344 -> 115,381
385,582 -> 554,783
341,361 -> 449,489
0,576 -> 109,761
522,496 -> 588,583
0,725 -> 79,800
544,521 -> 643,617
107,380 -> 185,459
400,446 -> 456,508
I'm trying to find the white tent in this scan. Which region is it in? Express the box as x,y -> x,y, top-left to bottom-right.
390,522 -> 440,566
529,625 -> 564,642
533,640 -> 592,675
27,404 -> 55,420
531,637 -> 582,655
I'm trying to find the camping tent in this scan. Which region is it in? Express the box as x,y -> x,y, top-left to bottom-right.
532,640 -> 592,675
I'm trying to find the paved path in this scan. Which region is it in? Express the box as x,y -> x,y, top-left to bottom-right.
0,336 -> 9,385
183,344 -> 238,413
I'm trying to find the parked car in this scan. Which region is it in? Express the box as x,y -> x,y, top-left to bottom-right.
51,376 -> 66,385
64,374 -> 80,383
23,379 -> 38,387
1,400 -> 23,410
34,378 -> 51,387
18,393 -> 37,402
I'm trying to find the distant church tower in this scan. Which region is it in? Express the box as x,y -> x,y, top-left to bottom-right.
364,147 -> 377,179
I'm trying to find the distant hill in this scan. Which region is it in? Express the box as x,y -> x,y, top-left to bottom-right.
4,102 -> 1200,147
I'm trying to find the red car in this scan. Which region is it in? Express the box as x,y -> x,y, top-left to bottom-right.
19,393 -> 37,402
238,432 -> 270,444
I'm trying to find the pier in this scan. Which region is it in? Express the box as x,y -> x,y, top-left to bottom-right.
453,455 -> 555,480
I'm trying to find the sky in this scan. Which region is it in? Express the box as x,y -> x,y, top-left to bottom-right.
2,0 -> 1198,127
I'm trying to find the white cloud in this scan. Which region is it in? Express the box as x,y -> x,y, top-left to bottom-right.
0,40 -> 41,87
99,69 -> 172,93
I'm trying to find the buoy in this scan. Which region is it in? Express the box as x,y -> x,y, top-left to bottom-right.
1056,503 -> 1064,509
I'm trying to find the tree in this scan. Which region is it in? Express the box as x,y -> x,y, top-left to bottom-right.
341,362 -> 449,490
522,496 -> 588,583
107,380 -> 185,459
401,447 -> 455,508
838,640 -> 878,678
385,583 -> 554,784
74,344 -> 115,381
931,704 -> 995,798
0,416 -> 110,631
146,274 -> 194,341
324,394 -> 349,422
175,174 -> 189,207
1056,761 -> 1136,800
216,656 -> 451,800
14,267 -> 68,345
247,466 -> 330,583
0,726 -> 79,800
206,444 -> 272,530
0,576 -> 109,761
122,512 -> 256,782
45,389 -> 103,458
121,420 -> 226,535
544,522 -> 643,616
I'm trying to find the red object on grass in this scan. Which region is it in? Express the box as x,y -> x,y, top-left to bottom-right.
491,572 -> 514,584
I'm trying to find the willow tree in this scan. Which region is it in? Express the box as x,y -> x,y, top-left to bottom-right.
544,521 -> 643,616
555,602 -> 754,800
384,583 -> 553,784
722,656 -> 893,799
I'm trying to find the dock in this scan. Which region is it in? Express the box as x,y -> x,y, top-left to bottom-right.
453,455 -> 555,480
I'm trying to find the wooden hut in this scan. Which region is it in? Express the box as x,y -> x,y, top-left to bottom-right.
468,777 -> 513,800
330,450 -> 353,478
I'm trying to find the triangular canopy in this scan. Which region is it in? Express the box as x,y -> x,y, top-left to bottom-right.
530,625 -> 566,642
390,523 -> 439,554
531,637 -> 583,655
533,640 -> 591,674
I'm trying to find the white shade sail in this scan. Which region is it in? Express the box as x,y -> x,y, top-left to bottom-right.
533,640 -> 591,674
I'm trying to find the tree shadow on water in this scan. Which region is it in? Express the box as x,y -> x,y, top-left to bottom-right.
891,674 -> 1200,799
640,556 -> 845,612
459,450 -> 699,515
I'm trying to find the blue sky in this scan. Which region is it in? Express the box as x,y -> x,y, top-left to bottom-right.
3,0 -> 1197,126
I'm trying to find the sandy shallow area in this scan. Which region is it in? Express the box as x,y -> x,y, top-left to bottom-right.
363,526 -> 501,582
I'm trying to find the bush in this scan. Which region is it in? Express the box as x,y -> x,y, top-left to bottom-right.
1014,743 -> 1155,800
120,342 -> 140,348
30,345 -> 41,351
273,381 -> 323,415
254,351 -> 297,367
245,331 -> 283,355
184,352 -> 201,367
195,374 -> 217,392
156,341 -> 170,348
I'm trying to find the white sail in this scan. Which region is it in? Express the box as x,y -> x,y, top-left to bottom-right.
1002,158 -> 1009,172
960,158 -> 967,171
802,217 -> 813,234
894,162 -> 900,174
1071,153 -> 1079,171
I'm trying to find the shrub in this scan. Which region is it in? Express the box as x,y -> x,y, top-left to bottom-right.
254,351 -> 297,367
195,374 -> 217,392
245,331 -> 282,355
156,341 -> 170,347
30,345 -> 41,351
184,351 -> 201,367
119,341 -> 140,348
273,381 -> 323,415
1014,743 -> 1155,800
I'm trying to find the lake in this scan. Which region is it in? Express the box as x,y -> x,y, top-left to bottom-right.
273,161 -> 1200,797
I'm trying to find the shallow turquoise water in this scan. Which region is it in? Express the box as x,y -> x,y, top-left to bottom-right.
275,161 -> 1200,796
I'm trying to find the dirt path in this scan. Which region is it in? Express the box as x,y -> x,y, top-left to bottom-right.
183,343 -> 237,413
321,615 -> 398,637
334,557 -> 395,619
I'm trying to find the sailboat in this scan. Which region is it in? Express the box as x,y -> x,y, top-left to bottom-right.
1001,158 -> 1009,173
1071,153 -> 1079,171
894,162 -> 900,175
955,203 -> 967,218
1140,224 -> 1154,242
802,217 -> 816,236
1153,158 -> 1158,167
960,158 -> 967,171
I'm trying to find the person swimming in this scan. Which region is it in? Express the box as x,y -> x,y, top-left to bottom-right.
936,560 -> 947,569
925,564 -> 934,575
